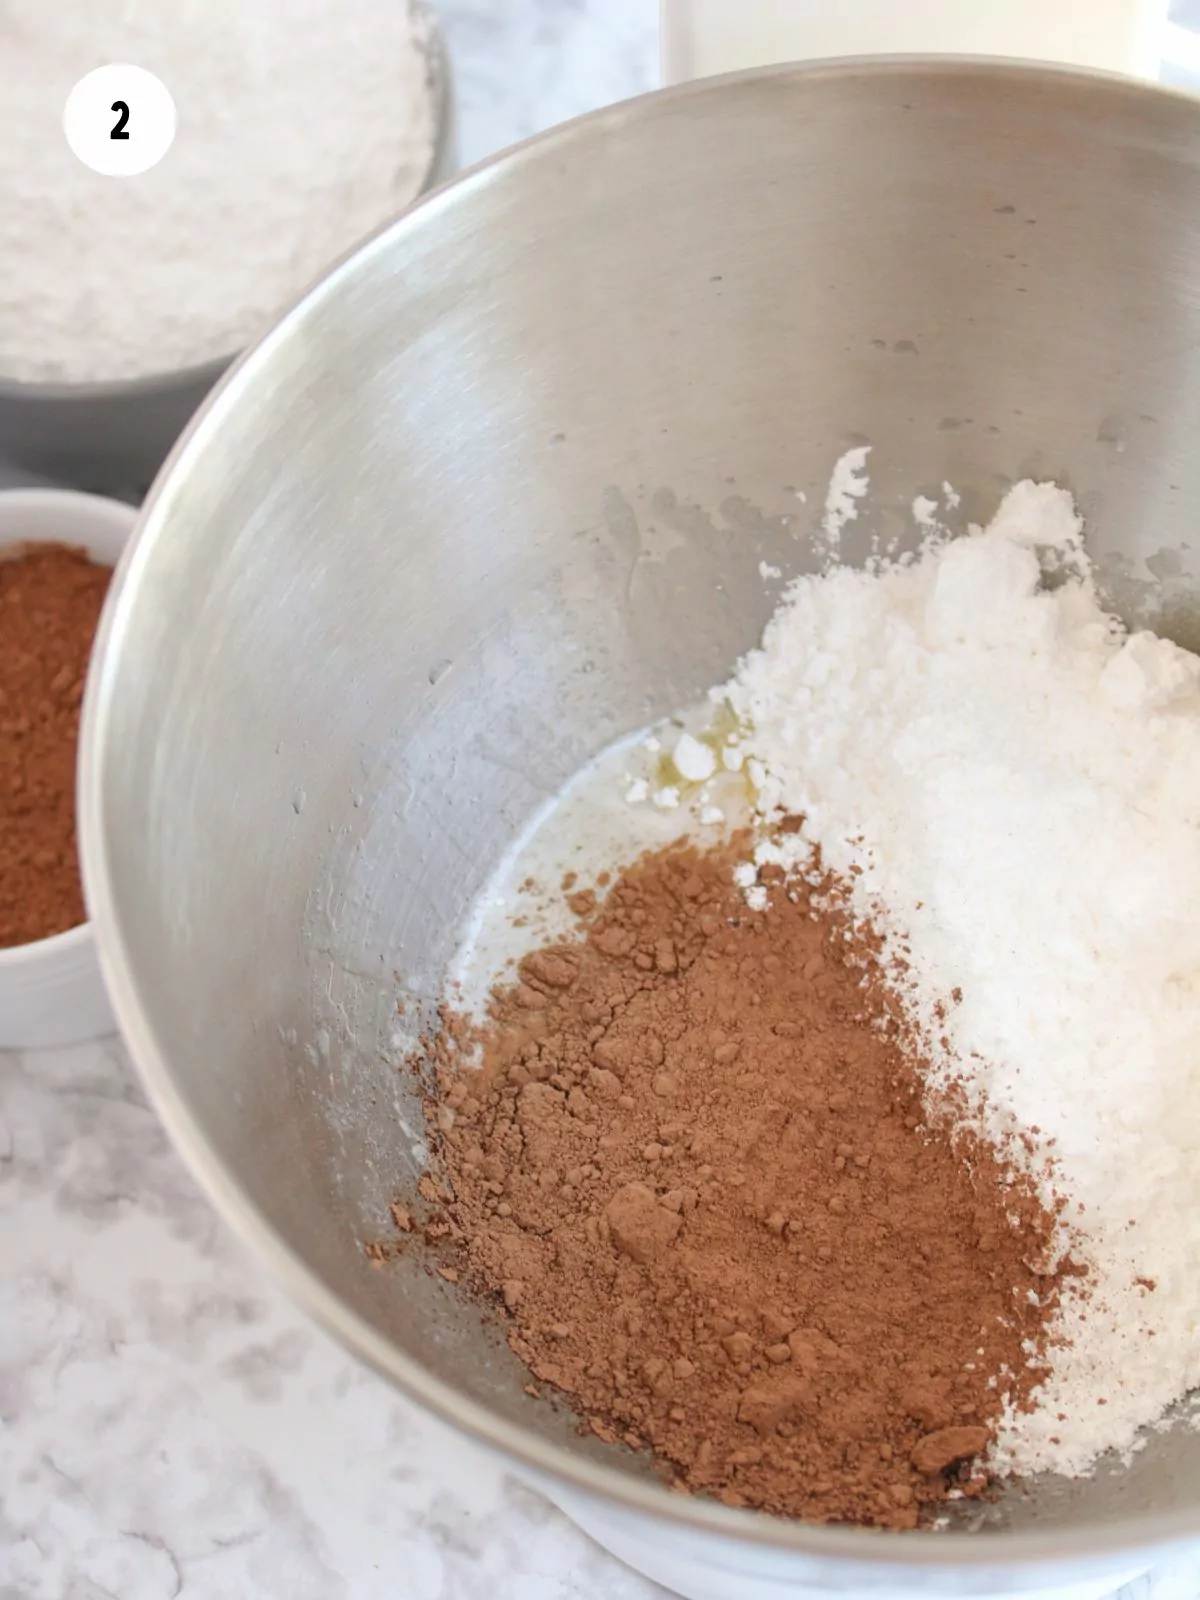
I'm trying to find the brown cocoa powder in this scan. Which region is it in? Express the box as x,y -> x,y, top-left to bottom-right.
416,836 -> 1065,1529
0,545 -> 111,947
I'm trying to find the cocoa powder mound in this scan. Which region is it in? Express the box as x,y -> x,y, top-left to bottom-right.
0,545 -> 111,947
419,837 -> 1065,1529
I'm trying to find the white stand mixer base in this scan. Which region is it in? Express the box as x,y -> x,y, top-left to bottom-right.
545,1485 -> 1153,1600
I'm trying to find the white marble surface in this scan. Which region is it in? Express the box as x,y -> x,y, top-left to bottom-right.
2,1037 -> 668,1599
440,0 -> 659,167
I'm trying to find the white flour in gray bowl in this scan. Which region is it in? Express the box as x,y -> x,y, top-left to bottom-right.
0,0 -> 441,384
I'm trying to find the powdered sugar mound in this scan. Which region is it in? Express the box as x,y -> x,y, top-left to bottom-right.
725,479 -> 1200,1476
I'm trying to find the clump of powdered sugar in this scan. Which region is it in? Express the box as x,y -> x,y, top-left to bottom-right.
723,477 -> 1200,1477
1,0 -> 440,383
819,445 -> 871,551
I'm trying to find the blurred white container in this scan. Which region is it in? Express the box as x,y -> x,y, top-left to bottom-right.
0,489 -> 133,1048
661,0 -> 1169,84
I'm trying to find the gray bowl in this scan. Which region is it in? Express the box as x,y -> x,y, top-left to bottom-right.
80,60 -> 1200,1599
0,21 -> 455,499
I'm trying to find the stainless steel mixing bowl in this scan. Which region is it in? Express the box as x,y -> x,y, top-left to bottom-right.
80,60 -> 1200,1597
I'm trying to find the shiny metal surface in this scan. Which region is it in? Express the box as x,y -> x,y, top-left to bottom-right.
0,21 -> 455,499
81,61 -> 1200,1585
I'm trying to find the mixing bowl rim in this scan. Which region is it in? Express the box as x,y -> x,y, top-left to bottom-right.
0,10 -> 454,400
80,56 -> 1200,1566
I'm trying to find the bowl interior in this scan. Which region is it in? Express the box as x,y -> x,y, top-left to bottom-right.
83,62 -> 1200,1561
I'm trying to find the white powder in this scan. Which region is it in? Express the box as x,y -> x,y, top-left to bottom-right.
672,731 -> 716,783
724,478 -> 1200,1476
820,445 -> 871,550
2,0 -> 439,383
912,494 -> 939,527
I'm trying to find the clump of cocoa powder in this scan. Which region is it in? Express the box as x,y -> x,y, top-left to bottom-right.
414,836 -> 1066,1530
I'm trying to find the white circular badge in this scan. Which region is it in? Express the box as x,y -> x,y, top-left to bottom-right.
63,64 -> 176,177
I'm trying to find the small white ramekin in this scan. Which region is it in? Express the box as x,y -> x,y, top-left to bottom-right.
0,488 -> 136,1049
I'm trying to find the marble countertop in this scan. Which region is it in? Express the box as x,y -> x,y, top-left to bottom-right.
3,1036 -> 667,1599
444,0 -> 658,169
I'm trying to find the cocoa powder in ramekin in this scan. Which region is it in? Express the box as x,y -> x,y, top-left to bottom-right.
0,545 -> 110,947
